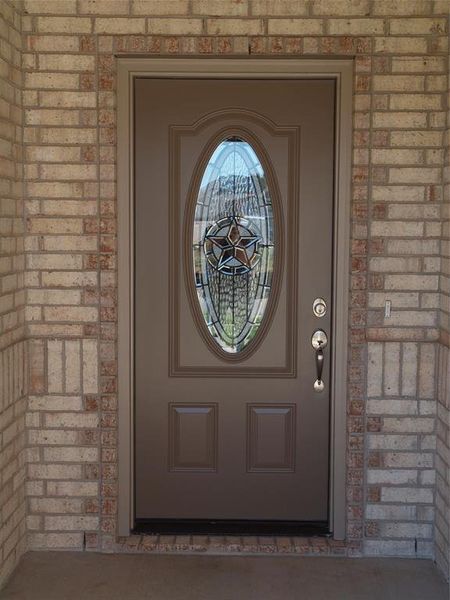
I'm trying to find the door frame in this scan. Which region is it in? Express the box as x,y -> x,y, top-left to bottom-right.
117,57 -> 353,540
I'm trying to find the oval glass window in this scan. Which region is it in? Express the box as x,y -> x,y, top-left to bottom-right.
192,137 -> 275,355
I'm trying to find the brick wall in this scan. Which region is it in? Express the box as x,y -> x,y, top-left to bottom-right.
436,345 -> 450,576
0,0 -> 445,571
365,342 -> 437,557
0,0 -> 24,350
0,341 -> 27,586
0,0 -> 27,587
435,22 -> 450,579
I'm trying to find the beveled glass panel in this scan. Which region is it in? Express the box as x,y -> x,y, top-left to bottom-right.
193,137 -> 275,354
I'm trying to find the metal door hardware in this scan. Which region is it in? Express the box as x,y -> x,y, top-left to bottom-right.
313,297 -> 327,318
311,329 -> 328,393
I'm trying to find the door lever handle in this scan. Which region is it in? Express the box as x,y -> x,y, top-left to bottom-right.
311,329 -> 328,393
314,346 -> 325,392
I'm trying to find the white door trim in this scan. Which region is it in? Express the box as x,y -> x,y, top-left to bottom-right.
117,57 -> 353,539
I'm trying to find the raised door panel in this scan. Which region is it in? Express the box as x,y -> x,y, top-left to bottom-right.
247,404 -> 296,472
171,113 -> 299,376
169,404 -> 218,472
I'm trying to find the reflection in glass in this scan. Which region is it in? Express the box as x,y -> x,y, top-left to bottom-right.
193,138 -> 275,354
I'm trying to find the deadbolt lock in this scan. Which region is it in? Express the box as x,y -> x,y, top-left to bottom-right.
313,297 -> 327,318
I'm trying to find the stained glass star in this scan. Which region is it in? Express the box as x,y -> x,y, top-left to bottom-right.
206,217 -> 260,273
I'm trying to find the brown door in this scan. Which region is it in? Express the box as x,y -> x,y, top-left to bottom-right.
134,78 -> 335,530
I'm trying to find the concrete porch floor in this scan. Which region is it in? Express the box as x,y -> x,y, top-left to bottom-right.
0,552 -> 448,600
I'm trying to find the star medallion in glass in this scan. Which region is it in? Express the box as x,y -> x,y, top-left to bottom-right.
193,137 -> 275,354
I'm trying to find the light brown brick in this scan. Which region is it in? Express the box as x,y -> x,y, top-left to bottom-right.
392,57 -> 446,73
36,17 -> 92,34
372,186 -> 425,202
372,1 -> 433,16
147,18 -> 203,35
94,17 -> 146,34
41,271 -> 97,287
27,35 -> 80,52
46,482 -> 98,496
44,412 -> 99,428
28,395 -> 82,411
27,218 -> 83,234
385,275 -> 439,291
40,128 -> 96,144
328,18 -> 384,34
27,254 -> 83,270
267,18 -> 324,35
132,0 -> 189,15
40,200 -> 97,216
311,0 -> 370,15
39,91 -> 96,108
38,55 -> 95,72
371,221 -> 424,237
28,464 -> 83,480
373,112 -> 427,129
389,18 -> 447,34
42,235 -> 97,251
192,0 -> 248,16
26,146 -> 80,162
24,0 -> 77,14
28,429 -> 78,445
25,109 -> 79,126
390,94 -> 442,110
371,149 -> 423,165
78,0 -> 130,14
390,131 -> 443,147
28,532 -> 83,550
27,181 -> 84,197
373,75 -> 425,92
44,306 -> 98,322
40,164 -> 97,180
44,516 -> 99,531
375,37 -> 428,54
250,0 -> 308,15
25,72 -> 79,89
388,168 -> 441,184
43,447 -> 98,462
27,289 -> 81,305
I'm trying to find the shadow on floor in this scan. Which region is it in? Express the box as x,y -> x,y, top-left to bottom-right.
1,552 -> 448,600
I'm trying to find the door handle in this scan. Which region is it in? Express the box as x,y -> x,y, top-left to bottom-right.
311,329 -> 328,393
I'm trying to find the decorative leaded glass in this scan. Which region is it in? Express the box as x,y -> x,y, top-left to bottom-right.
193,137 -> 275,354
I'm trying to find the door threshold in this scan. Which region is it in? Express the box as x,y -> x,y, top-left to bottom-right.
134,519 -> 330,537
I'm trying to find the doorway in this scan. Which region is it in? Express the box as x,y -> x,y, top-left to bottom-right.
117,59 -> 352,540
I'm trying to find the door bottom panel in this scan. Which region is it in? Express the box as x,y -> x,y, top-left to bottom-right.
134,518 -> 330,536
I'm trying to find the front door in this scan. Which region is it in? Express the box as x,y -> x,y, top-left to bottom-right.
134,78 -> 335,532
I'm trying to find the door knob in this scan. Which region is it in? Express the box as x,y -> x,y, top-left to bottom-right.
311,329 -> 328,393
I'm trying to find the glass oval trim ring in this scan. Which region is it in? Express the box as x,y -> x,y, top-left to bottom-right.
189,133 -> 281,358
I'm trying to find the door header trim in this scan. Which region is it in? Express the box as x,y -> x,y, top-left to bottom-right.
118,56 -> 353,79
117,57 -> 353,541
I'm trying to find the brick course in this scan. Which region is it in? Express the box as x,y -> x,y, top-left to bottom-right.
0,0 -> 449,580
